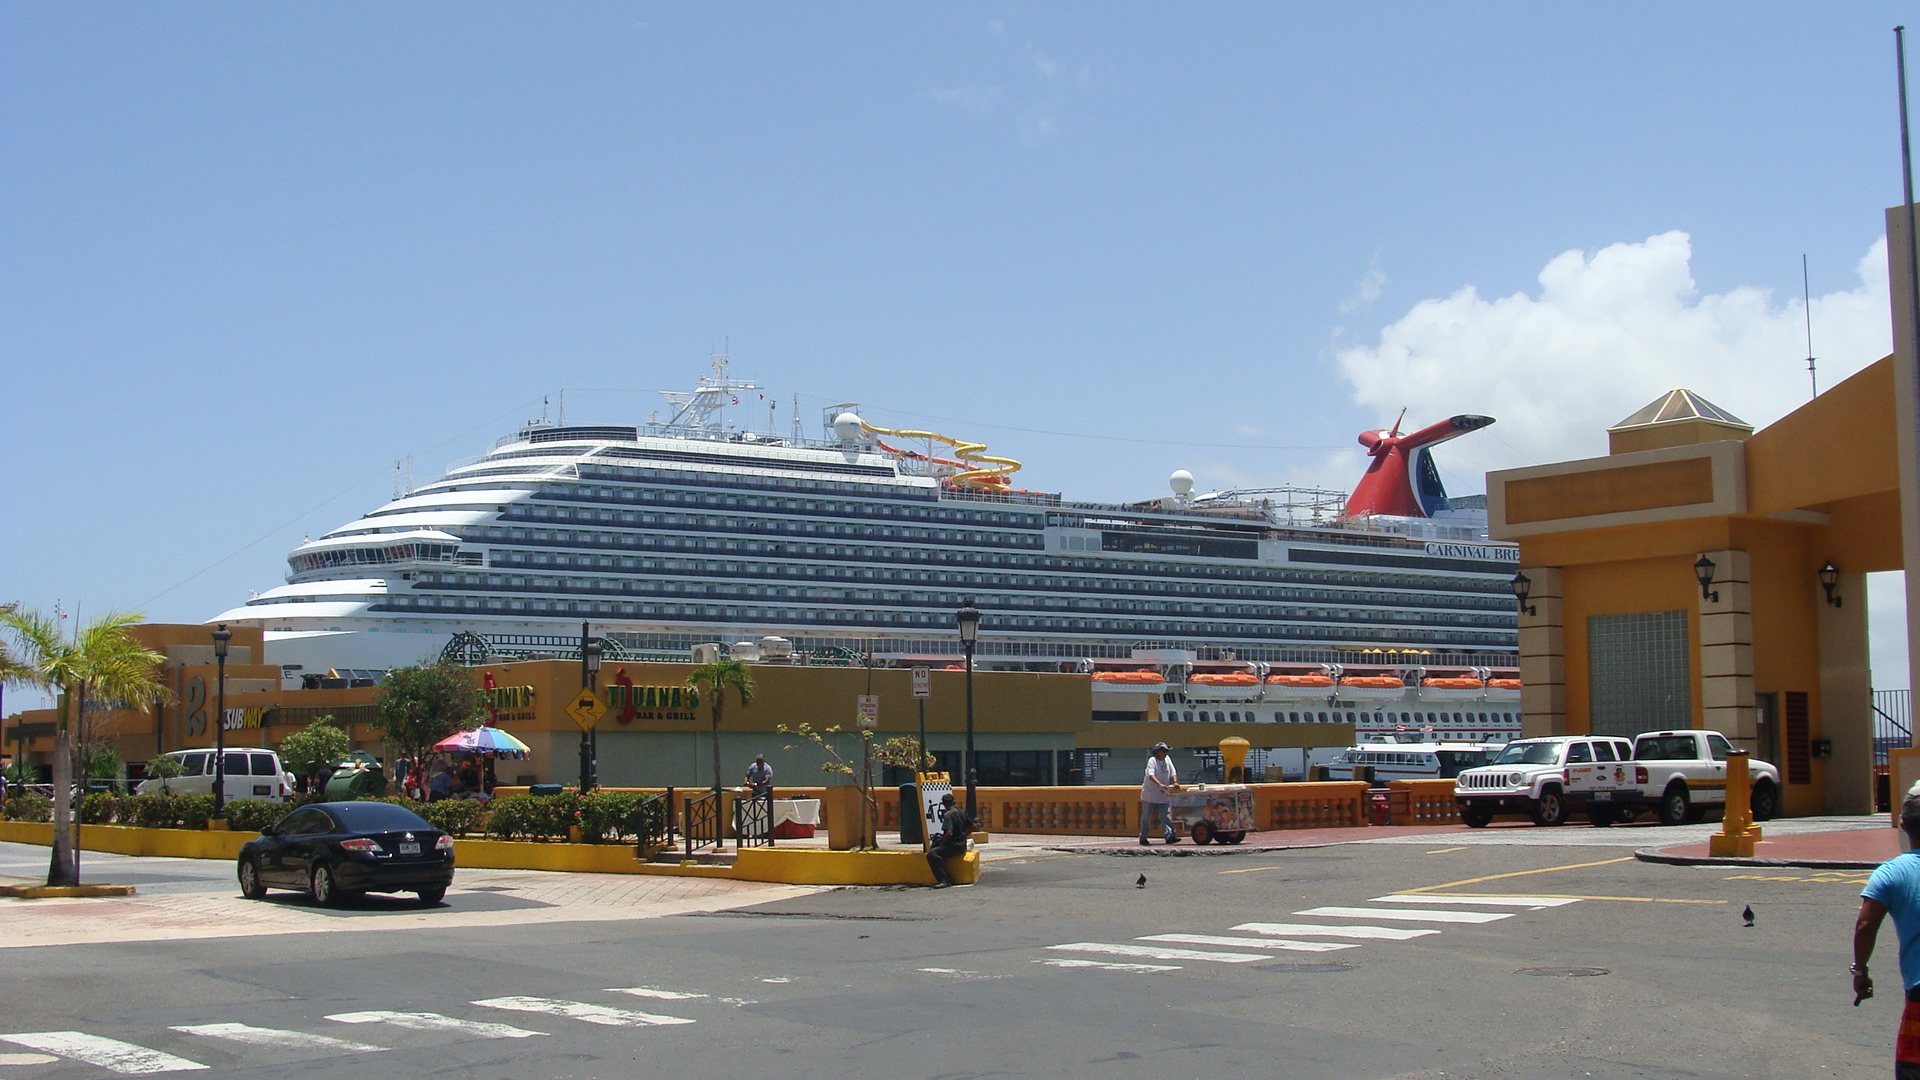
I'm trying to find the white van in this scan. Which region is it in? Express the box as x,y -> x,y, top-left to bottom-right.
136,749 -> 296,801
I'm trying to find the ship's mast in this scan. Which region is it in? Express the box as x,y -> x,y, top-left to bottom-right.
657,351 -> 763,433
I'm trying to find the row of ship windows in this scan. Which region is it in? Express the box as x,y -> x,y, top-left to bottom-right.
459,556 -> 1512,613
506,503 -> 1041,549
438,524 -> 1510,596
377,595 -> 1513,645
1168,709 -> 1519,725
412,577 -> 1515,628
532,477 -> 1046,529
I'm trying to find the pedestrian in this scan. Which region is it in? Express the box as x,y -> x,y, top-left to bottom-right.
1853,788 -> 1920,1077
925,792 -> 973,888
1139,742 -> 1178,846
428,762 -> 454,802
744,754 -> 774,799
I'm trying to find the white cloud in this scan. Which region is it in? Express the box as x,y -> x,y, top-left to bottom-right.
1339,263 -> 1387,315
1335,231 -> 1905,689
1335,231 -> 1892,470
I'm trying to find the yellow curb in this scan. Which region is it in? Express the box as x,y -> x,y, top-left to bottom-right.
0,883 -> 137,898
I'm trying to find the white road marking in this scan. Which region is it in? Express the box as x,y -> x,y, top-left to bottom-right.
325,1012 -> 544,1039
473,996 -> 696,1027
1294,906 -> 1513,924
917,968 -> 1004,979
0,1033 -> 207,1074
1369,894 -> 1582,908
606,986 -> 755,1007
759,978 -> 791,983
1034,958 -> 1180,973
1233,921 -> 1438,941
1138,933 -> 1359,953
169,1024 -> 385,1053
1048,942 -> 1268,963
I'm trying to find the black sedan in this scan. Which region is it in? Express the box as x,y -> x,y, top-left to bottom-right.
238,801 -> 455,906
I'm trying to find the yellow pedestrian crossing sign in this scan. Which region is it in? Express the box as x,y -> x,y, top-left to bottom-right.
565,688 -> 606,730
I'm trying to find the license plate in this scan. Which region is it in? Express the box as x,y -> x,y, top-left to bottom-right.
399,843 -> 420,855
253,785 -> 270,796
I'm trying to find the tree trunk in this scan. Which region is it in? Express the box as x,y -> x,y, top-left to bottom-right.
710,696 -> 723,796
47,711 -> 76,887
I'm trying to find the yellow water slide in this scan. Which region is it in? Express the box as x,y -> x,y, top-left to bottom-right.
857,419 -> 1022,489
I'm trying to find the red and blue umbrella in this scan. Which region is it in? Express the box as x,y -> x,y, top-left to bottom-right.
433,726 -> 532,759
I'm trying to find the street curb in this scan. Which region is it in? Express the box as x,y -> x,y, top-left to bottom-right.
1633,846 -> 1882,870
0,883 -> 137,898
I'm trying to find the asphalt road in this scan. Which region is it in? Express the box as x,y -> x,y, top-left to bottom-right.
0,834 -> 1897,1079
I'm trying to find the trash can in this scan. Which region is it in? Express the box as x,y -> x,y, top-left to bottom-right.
899,784 -> 923,845
323,763 -> 388,801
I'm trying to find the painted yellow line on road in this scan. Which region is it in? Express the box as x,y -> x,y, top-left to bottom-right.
1403,856 -> 1634,894
1218,866 -> 1284,875
1425,847 -> 1467,855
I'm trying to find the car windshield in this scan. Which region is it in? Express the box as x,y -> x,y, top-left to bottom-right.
1492,742 -> 1562,765
328,802 -> 433,833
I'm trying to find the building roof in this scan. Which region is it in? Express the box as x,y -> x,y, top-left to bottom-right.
1608,389 -> 1752,432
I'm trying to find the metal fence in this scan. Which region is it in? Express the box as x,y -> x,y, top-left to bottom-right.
1875,688 -> 1912,767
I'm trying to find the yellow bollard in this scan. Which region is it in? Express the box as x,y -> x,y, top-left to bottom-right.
1220,736 -> 1251,784
1708,749 -> 1764,857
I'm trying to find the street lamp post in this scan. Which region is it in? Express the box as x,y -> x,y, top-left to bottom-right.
580,622 -> 602,792
956,599 -> 980,817
211,624 -> 230,819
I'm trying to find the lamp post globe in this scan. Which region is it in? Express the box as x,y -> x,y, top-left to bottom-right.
210,624 -> 231,818
956,599 -> 981,817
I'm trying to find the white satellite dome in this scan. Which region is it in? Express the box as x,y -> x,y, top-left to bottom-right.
1169,469 -> 1195,495
833,412 -> 865,444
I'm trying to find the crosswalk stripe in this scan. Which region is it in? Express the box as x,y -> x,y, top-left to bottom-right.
1035,958 -> 1181,973
325,1012 -> 544,1039
0,1033 -> 207,1074
1048,942 -> 1268,963
1232,921 -> 1438,941
170,1024 -> 385,1053
473,997 -> 696,1027
1295,906 -> 1512,924
606,986 -> 756,1007
1369,894 -> 1581,908
1138,933 -> 1359,953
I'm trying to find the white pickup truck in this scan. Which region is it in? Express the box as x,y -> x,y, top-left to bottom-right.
1629,729 -> 1781,826
1452,736 -> 1640,828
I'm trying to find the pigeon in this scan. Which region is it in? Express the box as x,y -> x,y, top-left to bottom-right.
1136,874 -> 1147,889
1742,905 -> 1754,927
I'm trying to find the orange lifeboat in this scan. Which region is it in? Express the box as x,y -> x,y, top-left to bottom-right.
1092,670 -> 1165,684
1339,676 -> 1406,689
1421,677 -> 1486,689
1188,673 -> 1260,686
1486,678 -> 1523,689
1264,674 -> 1336,688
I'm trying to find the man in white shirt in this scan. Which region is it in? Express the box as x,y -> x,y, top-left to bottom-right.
1139,742 -> 1179,845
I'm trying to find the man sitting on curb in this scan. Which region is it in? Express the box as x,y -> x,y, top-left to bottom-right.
926,793 -> 973,889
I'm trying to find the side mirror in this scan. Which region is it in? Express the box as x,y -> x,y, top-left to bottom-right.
259,825 -> 278,837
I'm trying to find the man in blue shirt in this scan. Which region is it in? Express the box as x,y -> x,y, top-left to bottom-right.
1854,791 -> 1920,1077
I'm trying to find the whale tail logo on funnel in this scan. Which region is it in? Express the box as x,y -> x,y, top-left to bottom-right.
1345,412 -> 1494,519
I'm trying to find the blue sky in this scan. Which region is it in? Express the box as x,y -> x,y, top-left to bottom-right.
3,4 -> 1915,695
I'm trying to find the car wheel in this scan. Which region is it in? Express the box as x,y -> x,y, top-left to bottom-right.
311,863 -> 343,907
238,857 -> 267,900
416,886 -> 447,906
1460,806 -> 1493,828
1751,781 -> 1779,822
1659,785 -> 1691,826
1191,822 -> 1214,845
1222,831 -> 1246,845
1531,788 -> 1567,827
1588,806 -> 1616,828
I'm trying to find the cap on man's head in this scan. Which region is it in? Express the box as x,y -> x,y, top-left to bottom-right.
755,754 -> 766,761
1152,742 -> 1170,752
941,792 -> 955,806
1902,789 -> 1920,833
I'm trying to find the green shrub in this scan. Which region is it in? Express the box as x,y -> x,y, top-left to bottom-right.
577,791 -> 665,844
79,792 -> 124,824
417,799 -> 487,836
485,793 -> 578,842
174,794 -> 215,830
123,792 -> 219,829
4,792 -> 51,822
219,799 -> 285,834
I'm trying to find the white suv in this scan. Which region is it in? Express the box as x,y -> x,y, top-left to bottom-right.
1453,736 -> 1639,828
136,749 -> 295,801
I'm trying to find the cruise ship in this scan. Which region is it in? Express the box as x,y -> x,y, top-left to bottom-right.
211,358 -> 1523,718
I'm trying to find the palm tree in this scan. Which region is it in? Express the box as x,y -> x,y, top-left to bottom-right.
687,659 -> 754,796
1,609 -> 167,886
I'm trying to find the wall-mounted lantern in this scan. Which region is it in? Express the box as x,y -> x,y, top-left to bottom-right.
1694,555 -> 1720,603
1818,561 -> 1842,608
1510,571 -> 1536,617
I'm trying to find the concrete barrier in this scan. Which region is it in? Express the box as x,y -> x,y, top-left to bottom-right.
1387,779 -> 1465,825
